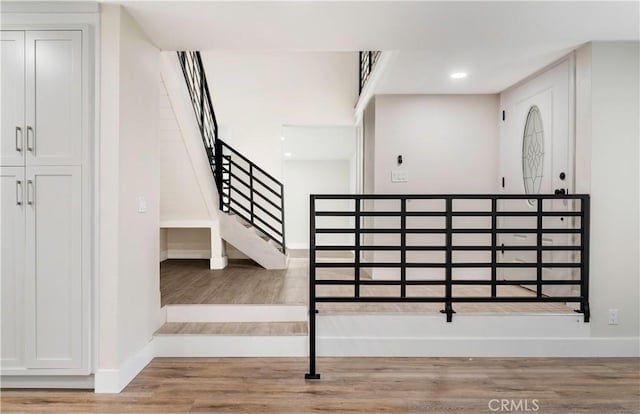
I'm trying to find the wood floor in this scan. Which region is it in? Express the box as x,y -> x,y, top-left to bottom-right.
155,322 -> 307,336
160,259 -> 575,314
2,357 -> 638,413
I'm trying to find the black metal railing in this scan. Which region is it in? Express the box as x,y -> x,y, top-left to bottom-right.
177,51 -> 286,252
218,139 -> 286,252
305,193 -> 590,379
359,51 -> 381,94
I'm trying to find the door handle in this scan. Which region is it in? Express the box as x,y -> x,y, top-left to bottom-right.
26,126 -> 34,153
554,188 -> 566,195
27,180 -> 34,206
15,126 -> 23,152
16,180 -> 23,205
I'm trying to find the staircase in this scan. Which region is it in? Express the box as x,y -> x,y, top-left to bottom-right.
177,51 -> 288,269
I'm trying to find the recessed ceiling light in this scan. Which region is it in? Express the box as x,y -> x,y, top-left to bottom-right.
450,72 -> 468,79
284,152 -> 292,157
280,136 -> 286,141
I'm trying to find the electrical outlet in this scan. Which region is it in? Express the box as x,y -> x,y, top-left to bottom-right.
608,309 -> 619,325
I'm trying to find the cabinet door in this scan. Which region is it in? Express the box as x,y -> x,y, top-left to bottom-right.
25,31 -> 82,166
0,167 -> 26,369
25,166 -> 82,369
1,31 -> 26,167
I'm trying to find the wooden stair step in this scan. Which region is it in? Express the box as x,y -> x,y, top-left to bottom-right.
155,321 -> 307,336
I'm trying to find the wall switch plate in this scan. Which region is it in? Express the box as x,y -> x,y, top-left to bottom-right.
391,170 -> 408,183
137,196 -> 147,213
608,309 -> 619,325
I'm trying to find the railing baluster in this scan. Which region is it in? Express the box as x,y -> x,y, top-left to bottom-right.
354,198 -> 361,298
536,199 -> 544,298
249,164 -> 254,225
491,197 -> 497,298
400,198 -> 407,298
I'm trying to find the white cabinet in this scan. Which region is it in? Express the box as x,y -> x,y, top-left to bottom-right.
0,167 -> 26,369
25,166 -> 83,369
1,29 -> 88,377
0,32 -> 25,167
1,30 -> 82,167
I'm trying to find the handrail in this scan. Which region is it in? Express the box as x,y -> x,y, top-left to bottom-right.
177,51 -> 286,253
305,193 -> 590,380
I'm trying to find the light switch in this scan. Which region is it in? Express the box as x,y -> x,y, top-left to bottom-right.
137,196 -> 147,213
391,170 -> 408,183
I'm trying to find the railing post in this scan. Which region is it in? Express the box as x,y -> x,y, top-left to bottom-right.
536,198 -> 544,298
214,139 -> 223,211
491,197 -> 497,298
249,164 -> 254,225
354,198 -> 361,298
305,195 -> 320,380
400,198 -> 407,298
580,196 -> 591,322
280,183 -> 286,254
441,197 -> 454,322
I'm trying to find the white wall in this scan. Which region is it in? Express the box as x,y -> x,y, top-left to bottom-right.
201,51 -> 358,177
283,160 -> 352,249
98,4 -> 162,390
587,42 -> 639,338
373,94 -> 500,194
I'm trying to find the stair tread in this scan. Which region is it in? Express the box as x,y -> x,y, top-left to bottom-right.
155,322 -> 307,336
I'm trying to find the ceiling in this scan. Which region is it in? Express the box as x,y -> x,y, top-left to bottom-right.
124,1 -> 640,93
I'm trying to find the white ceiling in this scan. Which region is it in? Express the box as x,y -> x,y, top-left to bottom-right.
124,1 -> 640,93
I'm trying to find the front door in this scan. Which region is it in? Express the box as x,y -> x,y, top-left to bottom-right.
498,57 -> 577,297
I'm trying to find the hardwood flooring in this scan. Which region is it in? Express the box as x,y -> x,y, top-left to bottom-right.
2,357 -> 638,413
160,259 -> 575,314
155,322 -> 307,336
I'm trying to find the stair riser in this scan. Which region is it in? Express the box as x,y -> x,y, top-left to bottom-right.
164,304 -> 308,323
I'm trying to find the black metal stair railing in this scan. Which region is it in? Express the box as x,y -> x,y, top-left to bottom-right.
359,51 -> 381,94
177,51 -> 286,253
305,193 -> 590,379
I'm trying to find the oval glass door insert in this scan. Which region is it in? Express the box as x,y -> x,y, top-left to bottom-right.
522,105 -> 544,195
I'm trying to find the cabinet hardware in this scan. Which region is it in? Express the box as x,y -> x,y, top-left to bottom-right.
16,180 -> 23,205
15,126 -> 23,152
27,180 -> 34,205
26,126 -> 34,152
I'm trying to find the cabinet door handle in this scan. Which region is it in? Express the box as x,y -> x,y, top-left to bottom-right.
15,126 -> 23,152
27,180 -> 34,206
26,126 -> 34,153
16,180 -> 23,206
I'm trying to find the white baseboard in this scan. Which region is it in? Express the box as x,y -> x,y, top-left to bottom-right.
94,340 -> 155,394
167,249 -> 210,259
317,337 -> 640,357
153,335 -> 307,357
164,304 -> 308,323
160,249 -> 168,262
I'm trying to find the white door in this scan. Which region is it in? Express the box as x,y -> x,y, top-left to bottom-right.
25,31 -> 82,166
499,57 -> 576,297
1,31 -> 26,167
24,165 -> 83,369
0,167 -> 26,369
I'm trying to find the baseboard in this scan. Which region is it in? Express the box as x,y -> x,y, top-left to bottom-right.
317,337 -> 640,357
286,242 -> 308,250
94,340 -> 155,394
160,249 -> 168,262
0,375 -> 94,389
166,249 -> 210,260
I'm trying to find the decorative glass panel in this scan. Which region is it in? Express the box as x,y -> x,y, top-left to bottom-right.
522,106 -> 544,195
